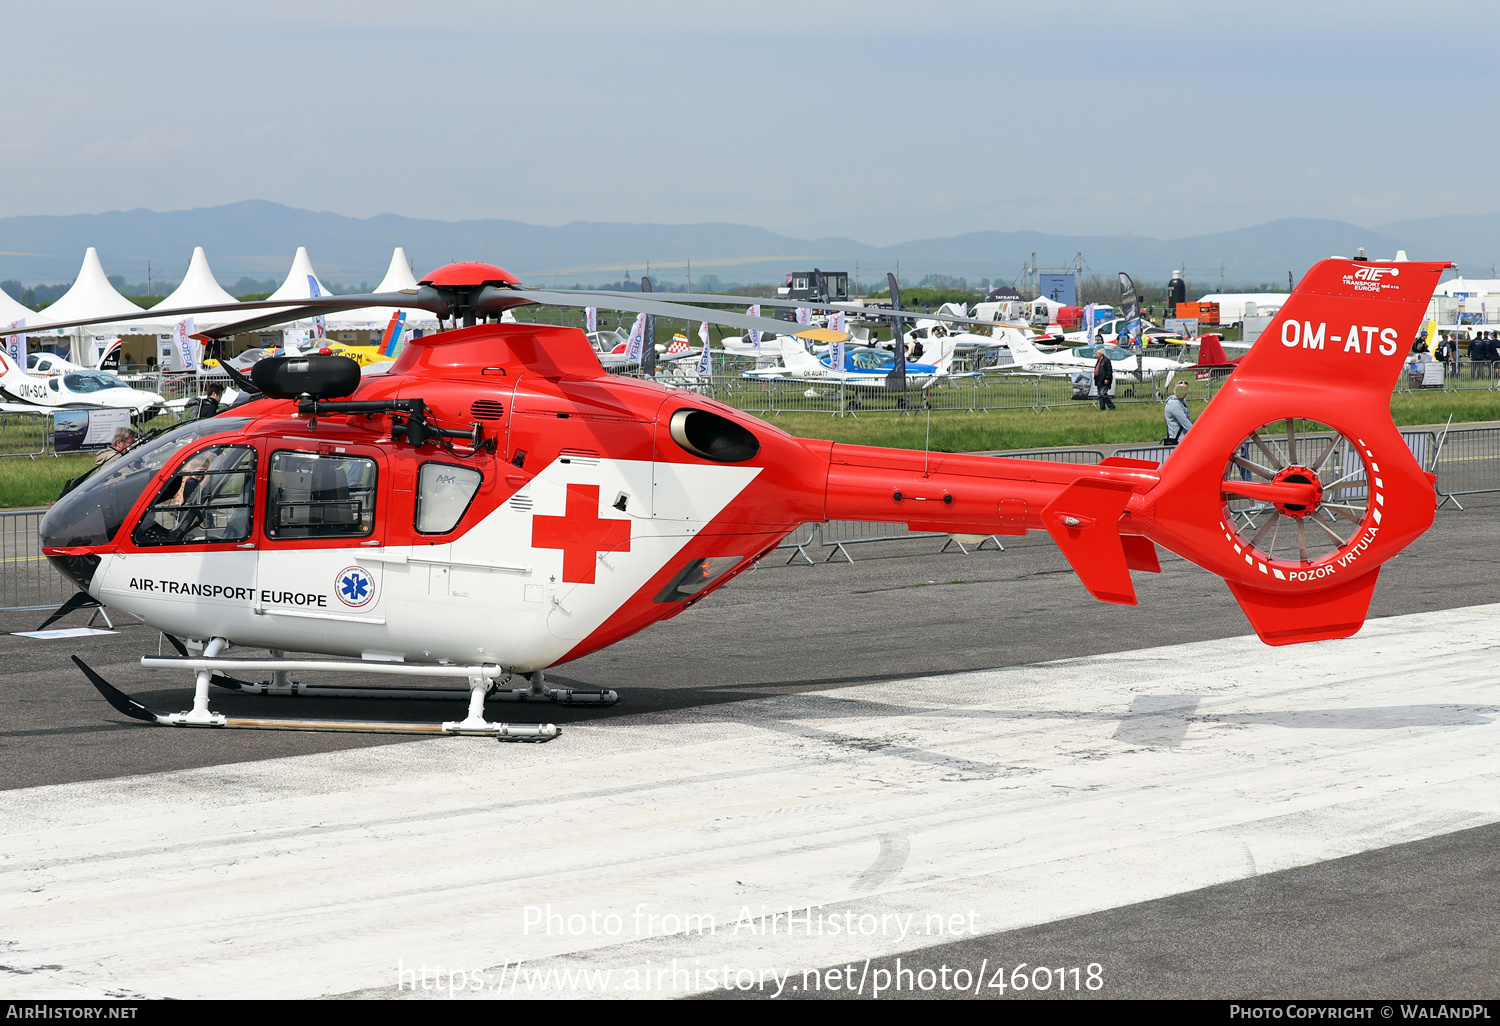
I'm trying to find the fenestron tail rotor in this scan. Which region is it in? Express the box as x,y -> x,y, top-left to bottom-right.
1220,419 -> 1373,569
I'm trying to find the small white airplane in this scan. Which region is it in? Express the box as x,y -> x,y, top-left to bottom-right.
1003,333 -> 1191,385
27,351 -> 87,376
720,329 -> 796,358
905,303 -> 1063,361
742,332 -> 963,388
0,349 -> 166,417
1062,317 -> 1188,347
586,329 -> 705,372
25,339 -> 124,376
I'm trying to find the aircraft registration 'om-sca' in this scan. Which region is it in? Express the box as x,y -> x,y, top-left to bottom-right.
34,257 -> 1447,740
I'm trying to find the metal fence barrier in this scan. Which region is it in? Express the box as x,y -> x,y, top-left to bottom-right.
1113,444 -> 1178,465
1432,426 -> 1500,508
0,412 -> 52,458
1001,448 -> 1105,465
649,367 -> 1208,417
0,402 -> 194,461
774,522 -> 821,565
0,509 -> 70,612
1393,358 -> 1500,393
816,519 -> 995,563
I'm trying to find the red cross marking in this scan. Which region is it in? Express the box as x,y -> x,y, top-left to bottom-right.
531,483 -> 631,584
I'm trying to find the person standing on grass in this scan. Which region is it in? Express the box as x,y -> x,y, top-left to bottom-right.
1164,381 -> 1193,443
1094,347 -> 1116,411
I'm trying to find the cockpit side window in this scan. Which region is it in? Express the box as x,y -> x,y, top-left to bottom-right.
131,445 -> 257,547
39,418 -> 252,548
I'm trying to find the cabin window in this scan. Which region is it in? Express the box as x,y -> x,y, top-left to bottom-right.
266,451 -> 377,539
131,445 -> 257,547
653,555 -> 743,603
415,462 -> 482,534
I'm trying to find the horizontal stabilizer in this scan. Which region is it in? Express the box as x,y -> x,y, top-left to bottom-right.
1100,456 -> 1159,470
1041,478 -> 1138,605
1121,535 -> 1161,573
1226,570 -> 1381,646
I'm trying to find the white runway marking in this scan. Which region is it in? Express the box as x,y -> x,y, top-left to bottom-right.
2,605 -> 1498,999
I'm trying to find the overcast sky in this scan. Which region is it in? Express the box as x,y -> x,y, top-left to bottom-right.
3,1 -> 1496,245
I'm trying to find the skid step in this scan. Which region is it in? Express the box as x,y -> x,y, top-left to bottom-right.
211,678 -> 490,701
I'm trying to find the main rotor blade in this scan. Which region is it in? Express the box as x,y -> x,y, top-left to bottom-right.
197,289 -> 452,339
554,289 -> 1003,329
513,290 -> 839,339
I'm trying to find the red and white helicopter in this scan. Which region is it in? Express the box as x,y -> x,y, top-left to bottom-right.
34,257 -> 1445,741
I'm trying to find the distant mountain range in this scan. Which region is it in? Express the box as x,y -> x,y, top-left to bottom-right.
0,200 -> 1494,290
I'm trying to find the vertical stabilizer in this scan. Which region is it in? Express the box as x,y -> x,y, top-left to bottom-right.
1138,257 -> 1448,644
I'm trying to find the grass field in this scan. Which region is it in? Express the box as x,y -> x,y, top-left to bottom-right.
0,388 -> 1494,509
0,410 -> 178,509
761,389 -> 1500,452
0,455 -> 93,509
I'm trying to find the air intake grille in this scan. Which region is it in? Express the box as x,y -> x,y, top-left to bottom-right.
558,448 -> 601,466
471,400 -> 506,421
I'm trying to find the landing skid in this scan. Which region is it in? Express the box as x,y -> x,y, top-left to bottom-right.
73,642 -> 576,741
205,667 -> 618,706
494,671 -> 618,706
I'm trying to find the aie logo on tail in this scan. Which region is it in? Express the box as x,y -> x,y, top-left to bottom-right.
1346,265 -> 1401,291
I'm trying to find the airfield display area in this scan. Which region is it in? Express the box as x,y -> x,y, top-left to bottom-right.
0,250 -> 1496,1008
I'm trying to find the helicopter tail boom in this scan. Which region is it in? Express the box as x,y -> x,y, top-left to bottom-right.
821,444 -> 1161,605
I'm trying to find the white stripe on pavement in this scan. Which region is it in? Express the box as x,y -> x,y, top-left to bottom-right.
1,604 -> 1498,999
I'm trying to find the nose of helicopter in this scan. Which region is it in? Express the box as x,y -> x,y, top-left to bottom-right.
44,550 -> 101,591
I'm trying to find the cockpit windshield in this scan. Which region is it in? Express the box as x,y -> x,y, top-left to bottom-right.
63,371 -> 128,393
39,418 -> 251,548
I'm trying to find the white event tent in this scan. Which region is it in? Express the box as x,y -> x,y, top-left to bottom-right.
268,246 -> 330,304
0,285 -> 33,330
253,247 -> 332,337
150,247 -> 240,328
1433,277 -> 1500,297
1197,292 -> 1291,326
26,248 -> 163,363
325,247 -> 439,332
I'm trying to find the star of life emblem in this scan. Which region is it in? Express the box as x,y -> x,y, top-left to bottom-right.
335,566 -> 376,608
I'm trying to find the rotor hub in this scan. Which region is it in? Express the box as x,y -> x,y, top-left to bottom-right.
1270,465 -> 1323,518
420,261 -> 519,288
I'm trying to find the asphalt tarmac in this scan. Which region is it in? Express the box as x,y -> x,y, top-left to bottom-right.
1,493 -> 1498,999
5,494 -> 1497,791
